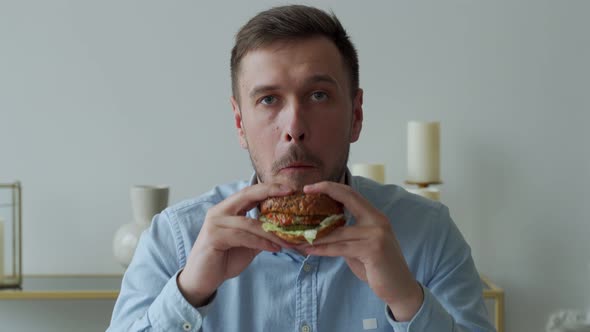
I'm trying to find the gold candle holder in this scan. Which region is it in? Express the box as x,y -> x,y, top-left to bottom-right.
404,180 -> 442,201
404,180 -> 443,189
0,182 -> 22,289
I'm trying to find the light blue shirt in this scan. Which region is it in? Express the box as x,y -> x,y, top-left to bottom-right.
108,173 -> 495,331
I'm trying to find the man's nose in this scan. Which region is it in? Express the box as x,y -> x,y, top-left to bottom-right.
283,101 -> 308,142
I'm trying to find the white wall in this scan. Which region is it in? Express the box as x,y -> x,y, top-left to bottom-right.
1,1 -> 589,331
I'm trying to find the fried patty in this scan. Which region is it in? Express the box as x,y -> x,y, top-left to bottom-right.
259,212 -> 327,227
260,193 -> 343,216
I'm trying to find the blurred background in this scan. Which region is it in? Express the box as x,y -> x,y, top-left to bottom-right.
1,1 -> 589,331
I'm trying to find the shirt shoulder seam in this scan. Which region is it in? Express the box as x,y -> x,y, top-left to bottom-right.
164,198 -> 222,268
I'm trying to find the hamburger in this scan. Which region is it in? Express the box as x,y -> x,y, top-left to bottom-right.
259,193 -> 345,244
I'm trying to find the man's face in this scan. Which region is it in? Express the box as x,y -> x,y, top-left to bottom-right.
231,37 -> 363,190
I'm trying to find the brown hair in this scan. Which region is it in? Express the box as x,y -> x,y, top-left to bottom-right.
230,5 -> 359,101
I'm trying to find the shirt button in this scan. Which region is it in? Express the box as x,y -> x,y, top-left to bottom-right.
301,324 -> 311,332
183,322 -> 192,331
303,264 -> 313,272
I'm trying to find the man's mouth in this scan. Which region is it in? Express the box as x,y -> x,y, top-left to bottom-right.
280,162 -> 316,171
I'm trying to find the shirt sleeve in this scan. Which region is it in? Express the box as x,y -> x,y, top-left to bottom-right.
385,205 -> 497,332
106,210 -> 213,331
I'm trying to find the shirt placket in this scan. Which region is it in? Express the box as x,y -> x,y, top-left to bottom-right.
296,255 -> 318,332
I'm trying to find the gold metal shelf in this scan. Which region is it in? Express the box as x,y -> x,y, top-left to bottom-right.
481,275 -> 504,332
0,274 -> 122,300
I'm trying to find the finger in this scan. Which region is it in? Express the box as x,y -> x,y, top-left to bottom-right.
303,225 -> 372,246
217,183 -> 295,216
218,228 -> 282,252
216,216 -> 295,248
304,181 -> 375,221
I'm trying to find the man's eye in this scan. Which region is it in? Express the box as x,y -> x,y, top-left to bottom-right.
260,96 -> 277,105
311,91 -> 328,102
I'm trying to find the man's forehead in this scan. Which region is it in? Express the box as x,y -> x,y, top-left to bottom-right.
237,37 -> 347,93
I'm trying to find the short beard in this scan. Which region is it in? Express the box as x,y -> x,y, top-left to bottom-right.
248,143 -> 349,189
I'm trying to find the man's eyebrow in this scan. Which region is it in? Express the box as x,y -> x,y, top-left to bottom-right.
249,85 -> 280,99
248,74 -> 340,99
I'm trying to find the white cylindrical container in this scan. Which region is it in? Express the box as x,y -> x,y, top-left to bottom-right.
130,185 -> 170,224
350,163 -> 385,184
407,121 -> 441,183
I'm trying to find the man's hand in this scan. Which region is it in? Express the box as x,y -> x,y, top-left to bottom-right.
300,181 -> 424,322
178,183 -> 294,307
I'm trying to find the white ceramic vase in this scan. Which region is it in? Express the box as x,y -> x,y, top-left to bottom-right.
113,185 -> 169,268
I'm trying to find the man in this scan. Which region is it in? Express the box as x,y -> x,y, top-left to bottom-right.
108,5 -> 495,332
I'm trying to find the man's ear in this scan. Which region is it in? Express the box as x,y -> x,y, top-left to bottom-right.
350,88 -> 363,143
231,96 -> 248,149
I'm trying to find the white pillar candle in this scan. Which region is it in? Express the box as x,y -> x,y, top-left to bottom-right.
0,218 -> 4,282
407,187 -> 441,201
407,121 -> 441,183
350,163 -> 385,184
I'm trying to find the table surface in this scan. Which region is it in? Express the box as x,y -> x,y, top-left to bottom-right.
0,274 -> 503,300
